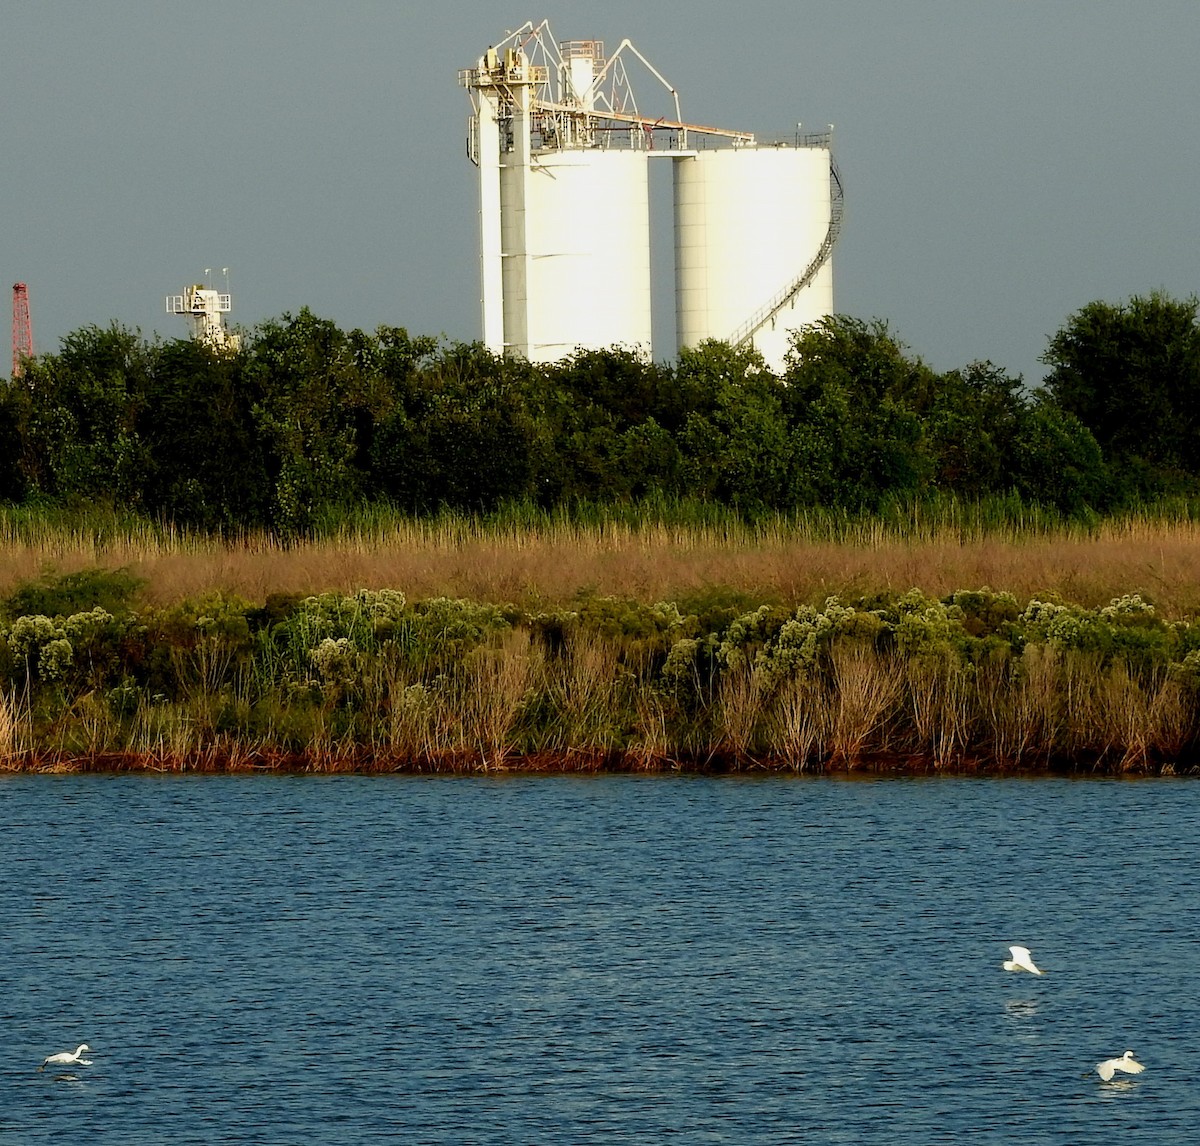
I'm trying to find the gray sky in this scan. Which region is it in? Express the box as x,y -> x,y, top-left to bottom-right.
3,1 -> 1197,386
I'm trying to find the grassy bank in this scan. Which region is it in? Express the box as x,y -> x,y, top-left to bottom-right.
5,498 -> 1200,618
2,571 -> 1199,774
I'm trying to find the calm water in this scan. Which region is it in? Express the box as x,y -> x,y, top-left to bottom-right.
1,773 -> 1196,1144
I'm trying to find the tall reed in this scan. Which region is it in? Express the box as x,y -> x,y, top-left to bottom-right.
827,645 -> 903,764
0,689 -> 25,761
9,498 -> 1200,618
771,674 -> 827,771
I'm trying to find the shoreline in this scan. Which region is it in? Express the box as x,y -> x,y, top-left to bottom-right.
3,749 -> 1194,778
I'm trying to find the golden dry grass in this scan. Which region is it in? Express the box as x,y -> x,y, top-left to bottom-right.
3,514 -> 1200,615
0,690 -> 17,759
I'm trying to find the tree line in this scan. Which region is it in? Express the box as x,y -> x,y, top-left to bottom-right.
2,291 -> 1198,534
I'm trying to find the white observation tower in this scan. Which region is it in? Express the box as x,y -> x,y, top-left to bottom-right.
165,270 -> 241,351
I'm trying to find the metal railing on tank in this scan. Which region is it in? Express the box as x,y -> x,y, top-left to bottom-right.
728,158 -> 844,350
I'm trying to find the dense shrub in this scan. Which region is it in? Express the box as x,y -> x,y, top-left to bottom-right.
7,293 -> 1200,530
1,586 -> 1198,771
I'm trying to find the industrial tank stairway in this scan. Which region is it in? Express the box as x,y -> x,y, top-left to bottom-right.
728,158 -> 844,350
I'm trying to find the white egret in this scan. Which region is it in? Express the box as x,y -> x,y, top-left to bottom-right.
1096,1050 -> 1144,1082
38,1044 -> 92,1071
1002,945 -> 1044,975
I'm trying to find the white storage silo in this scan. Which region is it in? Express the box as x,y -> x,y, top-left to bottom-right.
502,149 -> 650,361
674,144 -> 834,372
462,31 -> 653,363
461,23 -> 840,368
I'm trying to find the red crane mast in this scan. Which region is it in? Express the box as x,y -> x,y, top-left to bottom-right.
12,282 -> 33,379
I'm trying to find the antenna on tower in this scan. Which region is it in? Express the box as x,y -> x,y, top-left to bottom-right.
12,283 -> 33,380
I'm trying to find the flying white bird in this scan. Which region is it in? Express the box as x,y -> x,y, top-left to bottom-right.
1002,945 -> 1044,975
38,1044 -> 92,1071
1096,1050 -> 1144,1082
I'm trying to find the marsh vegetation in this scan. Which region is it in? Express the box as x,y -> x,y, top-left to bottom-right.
2,521 -> 1199,774
4,291 -> 1200,772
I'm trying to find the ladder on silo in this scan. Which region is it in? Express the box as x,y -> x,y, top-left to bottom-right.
728,160 -> 844,350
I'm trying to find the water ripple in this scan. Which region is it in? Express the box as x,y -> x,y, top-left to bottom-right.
1,773 -> 1196,1143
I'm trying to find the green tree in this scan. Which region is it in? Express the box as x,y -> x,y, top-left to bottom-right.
783,315 -> 937,408
0,381 -> 32,501
616,417 -> 682,500
245,310 -> 397,535
1010,398 -> 1110,513
545,346 -> 684,432
675,341 -> 793,510
371,341 -> 538,512
1042,292 -> 1200,482
17,323 -> 152,506
137,339 -> 270,529
524,347 -> 683,504
923,361 -> 1027,496
781,317 -> 932,507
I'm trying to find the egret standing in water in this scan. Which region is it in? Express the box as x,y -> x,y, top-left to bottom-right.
38,1044 -> 92,1071
1002,945 -> 1044,975
1096,1050 -> 1145,1081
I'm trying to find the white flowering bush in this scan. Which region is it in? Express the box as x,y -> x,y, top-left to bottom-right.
263,589 -> 410,682
257,590 -> 514,696
1014,593 -> 1181,666
1168,647 -> 1200,690
758,596 -> 863,686
38,638 -> 74,682
1020,599 -> 1071,628
404,597 -> 512,673
1100,594 -> 1156,621
1018,598 -> 1103,650
552,597 -> 690,658
949,588 -> 1020,615
62,606 -> 116,642
4,607 -> 117,684
7,614 -> 59,661
662,637 -> 702,685
717,605 -> 776,671
892,590 -> 966,658
293,589 -> 408,647
310,637 -> 360,686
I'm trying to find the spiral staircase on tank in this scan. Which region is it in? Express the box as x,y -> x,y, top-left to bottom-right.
728,159 -> 844,350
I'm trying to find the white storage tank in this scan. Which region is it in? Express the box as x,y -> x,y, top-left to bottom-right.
674,144 -> 833,372
462,30 -> 655,363
502,149 -> 651,362
461,24 -> 840,367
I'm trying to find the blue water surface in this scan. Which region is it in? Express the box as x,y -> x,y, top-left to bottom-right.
0,773 -> 1196,1144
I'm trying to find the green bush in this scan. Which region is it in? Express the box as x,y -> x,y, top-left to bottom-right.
4,566 -> 143,619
